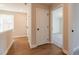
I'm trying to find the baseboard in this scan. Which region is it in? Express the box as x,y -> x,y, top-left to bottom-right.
30,44 -> 38,48
62,48 -> 68,55
30,42 -> 50,48
51,40 -> 63,48
13,35 -> 27,38
3,40 -> 14,55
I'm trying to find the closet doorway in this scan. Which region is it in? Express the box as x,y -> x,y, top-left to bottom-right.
51,6 -> 64,48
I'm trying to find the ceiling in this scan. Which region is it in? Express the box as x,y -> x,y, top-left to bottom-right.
0,3 -> 27,13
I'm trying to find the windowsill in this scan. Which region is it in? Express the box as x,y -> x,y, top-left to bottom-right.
0,29 -> 13,34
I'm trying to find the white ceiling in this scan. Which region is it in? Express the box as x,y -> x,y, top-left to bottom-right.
0,3 -> 27,13
0,3 -> 59,13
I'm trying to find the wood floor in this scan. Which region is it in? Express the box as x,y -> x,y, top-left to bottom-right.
7,37 -> 65,55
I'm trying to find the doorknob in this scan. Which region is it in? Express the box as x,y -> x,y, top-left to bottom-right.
72,30 -> 74,32
37,28 -> 39,31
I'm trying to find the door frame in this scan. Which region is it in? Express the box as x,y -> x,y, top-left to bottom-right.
51,5 -> 64,48
50,4 -> 69,54
50,4 -> 64,44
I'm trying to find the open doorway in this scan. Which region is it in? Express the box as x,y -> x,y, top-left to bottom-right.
51,6 -> 64,48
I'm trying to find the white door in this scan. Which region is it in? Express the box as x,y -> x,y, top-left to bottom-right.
36,8 -> 49,46
69,4 -> 79,54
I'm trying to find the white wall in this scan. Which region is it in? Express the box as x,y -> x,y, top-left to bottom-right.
26,4 -> 32,48
0,30 -> 13,55
69,4 -> 79,54
13,13 -> 27,38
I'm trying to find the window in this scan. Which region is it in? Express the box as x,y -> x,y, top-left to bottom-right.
0,14 -> 14,32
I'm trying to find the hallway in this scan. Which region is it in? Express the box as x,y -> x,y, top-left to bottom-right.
7,37 -> 65,55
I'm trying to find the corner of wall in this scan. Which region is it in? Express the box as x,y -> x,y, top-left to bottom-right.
62,48 -> 68,55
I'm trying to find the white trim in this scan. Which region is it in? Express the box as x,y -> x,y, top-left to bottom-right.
30,44 -> 38,48
3,40 -> 14,55
13,35 -> 27,38
30,41 -> 50,48
62,48 -> 68,55
51,39 -> 63,48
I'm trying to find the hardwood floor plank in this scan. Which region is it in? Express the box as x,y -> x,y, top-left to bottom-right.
7,37 -> 65,55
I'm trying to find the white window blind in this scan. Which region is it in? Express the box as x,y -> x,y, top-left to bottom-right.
0,14 -> 14,32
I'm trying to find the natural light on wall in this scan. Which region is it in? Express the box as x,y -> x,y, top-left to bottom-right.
53,7 -> 63,34
0,14 -> 14,32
